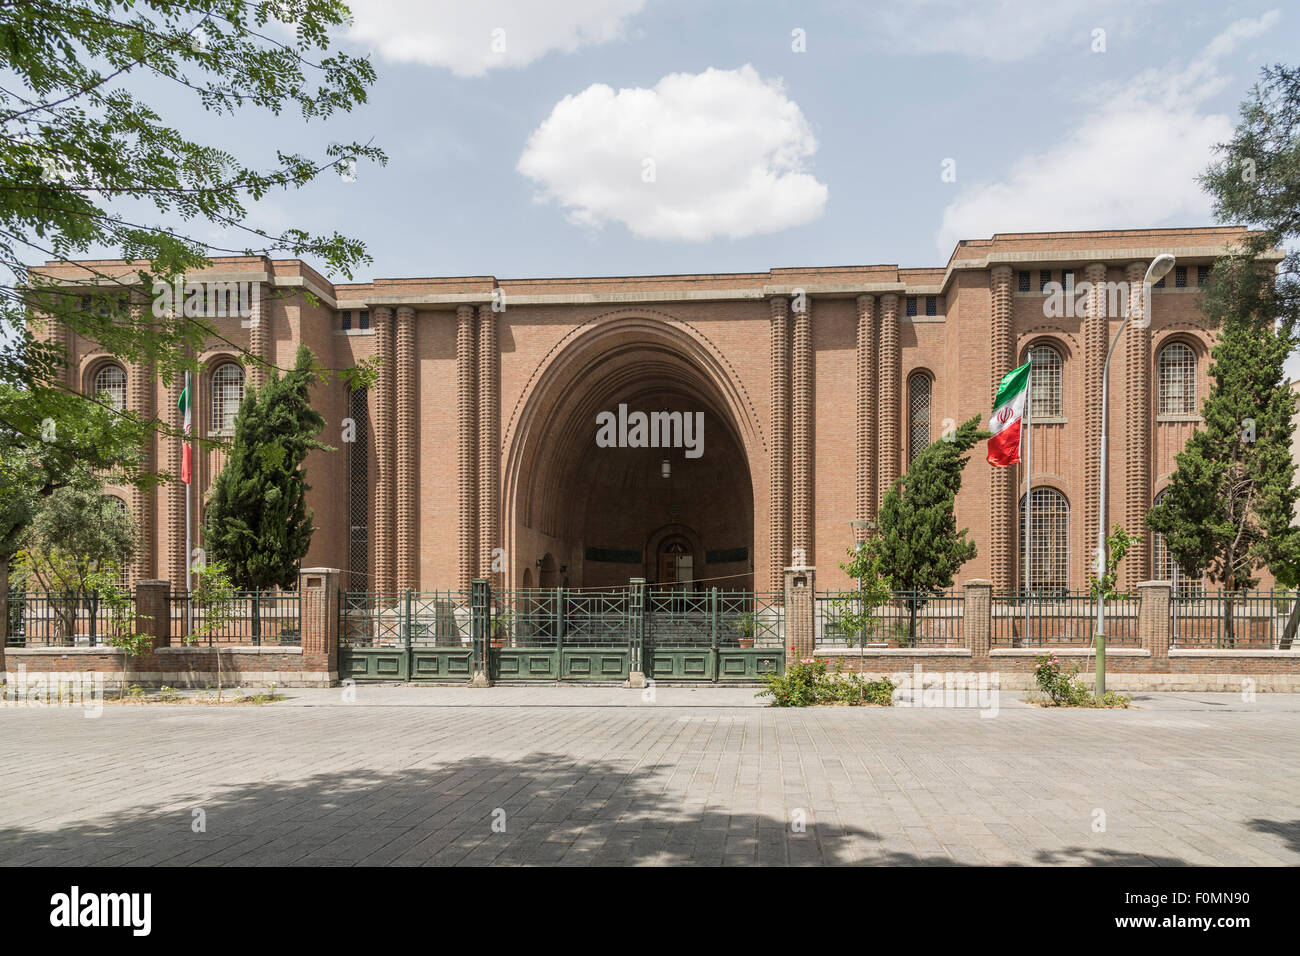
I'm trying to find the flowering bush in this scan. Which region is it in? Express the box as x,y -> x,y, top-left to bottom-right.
1033,653 -> 1130,707
759,657 -> 895,707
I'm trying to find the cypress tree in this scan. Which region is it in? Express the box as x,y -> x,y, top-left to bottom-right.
875,415 -> 989,639
203,345 -> 333,594
1149,64 -> 1300,645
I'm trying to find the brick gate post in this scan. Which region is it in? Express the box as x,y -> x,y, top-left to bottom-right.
963,579 -> 992,663
784,566 -> 815,661
134,579 -> 170,652
1137,580 -> 1172,662
299,568 -> 340,683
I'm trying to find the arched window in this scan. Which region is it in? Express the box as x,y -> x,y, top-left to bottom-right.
907,373 -> 931,464
1019,488 -> 1069,595
1151,489 -> 1204,596
1158,342 -> 1196,415
1027,344 -> 1062,418
93,364 -> 127,412
210,362 -> 245,434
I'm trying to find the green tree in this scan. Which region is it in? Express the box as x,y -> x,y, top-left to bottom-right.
832,542 -> 893,657
15,485 -> 137,641
874,415 -> 989,640
186,559 -> 237,701
0,385 -> 145,667
88,566 -> 153,700
0,1 -> 383,434
203,345 -> 331,599
1151,64 -> 1300,645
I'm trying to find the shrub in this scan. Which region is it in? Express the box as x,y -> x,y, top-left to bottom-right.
1032,653 -> 1131,707
759,658 -> 896,707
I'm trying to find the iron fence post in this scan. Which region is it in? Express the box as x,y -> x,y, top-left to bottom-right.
470,578 -> 491,686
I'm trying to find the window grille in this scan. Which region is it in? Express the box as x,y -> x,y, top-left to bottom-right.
93,364 -> 127,412
1019,488 -> 1069,595
1157,343 -> 1196,415
907,374 -> 931,464
1028,345 -> 1062,417
1152,490 -> 1205,596
210,363 -> 245,434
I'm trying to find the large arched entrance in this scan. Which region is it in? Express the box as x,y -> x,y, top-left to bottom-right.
503,313 -> 760,594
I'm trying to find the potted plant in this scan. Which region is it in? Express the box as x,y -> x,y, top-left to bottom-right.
491,609 -> 512,648
736,612 -> 755,648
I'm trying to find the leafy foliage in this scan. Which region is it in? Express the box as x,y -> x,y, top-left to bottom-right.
202,344 -> 330,589
1089,524 -> 1139,601
758,658 -> 896,707
0,1 -> 384,447
832,543 -> 893,649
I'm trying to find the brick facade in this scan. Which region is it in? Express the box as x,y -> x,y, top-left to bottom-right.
34,227 -> 1280,598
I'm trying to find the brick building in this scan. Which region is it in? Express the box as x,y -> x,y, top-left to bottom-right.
37,226 -> 1273,598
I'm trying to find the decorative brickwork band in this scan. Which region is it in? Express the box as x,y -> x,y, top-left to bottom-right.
1124,261 -> 1152,585
127,311 -> 154,583
372,306 -> 395,594
1083,262 -> 1108,572
457,305 -> 478,593
166,371 -> 185,591
877,293 -> 900,507
247,287 -> 269,392
855,294 -> 877,533
395,305 -> 416,592
791,296 -> 813,563
989,267 -> 1014,593
769,296 -> 790,594
477,304 -> 500,587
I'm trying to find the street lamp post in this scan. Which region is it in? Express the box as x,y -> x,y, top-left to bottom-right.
1095,253 -> 1175,695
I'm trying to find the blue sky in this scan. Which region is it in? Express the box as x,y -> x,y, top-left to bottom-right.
184,0 -> 1295,284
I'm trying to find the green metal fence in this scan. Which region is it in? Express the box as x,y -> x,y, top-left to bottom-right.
1171,589 -> 1298,649
339,590 -> 473,680
338,583 -> 786,682
816,590 -> 963,648
4,590 -> 127,647
990,591 -> 1139,647
169,591 -> 301,646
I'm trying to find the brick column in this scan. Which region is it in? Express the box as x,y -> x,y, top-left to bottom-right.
166,372 -> 187,592
1083,263 -> 1108,578
247,286 -> 269,392
457,305 -> 478,593
395,305 -> 416,592
299,568 -> 340,678
1137,580 -> 1171,662
127,315 -> 154,583
784,566 -> 816,661
133,579 -> 170,651
791,296 -> 812,565
478,304 -> 500,587
963,579 -> 992,662
989,266 -> 1014,592
877,293 -> 900,505
372,306 -> 395,593
1125,262 -> 1152,585
856,294 -> 878,532
769,296 -> 790,594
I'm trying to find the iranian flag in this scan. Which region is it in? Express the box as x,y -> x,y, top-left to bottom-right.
178,377 -> 192,484
987,360 -> 1030,466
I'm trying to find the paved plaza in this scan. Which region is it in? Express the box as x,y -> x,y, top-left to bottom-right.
1,687 -> 1298,866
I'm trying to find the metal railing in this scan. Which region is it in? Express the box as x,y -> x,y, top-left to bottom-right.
991,591 -> 1139,647
4,590 -> 133,647
816,590 -> 964,648
1171,589 -> 1297,650
645,588 -> 784,649
169,591 -> 301,646
340,590 -> 471,648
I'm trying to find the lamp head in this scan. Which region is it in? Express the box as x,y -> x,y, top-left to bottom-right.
1146,253 -> 1175,284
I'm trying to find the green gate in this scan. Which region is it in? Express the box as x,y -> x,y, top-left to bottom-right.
644,588 -> 785,681
339,590 -> 473,681
490,587 -> 633,681
339,582 -> 784,682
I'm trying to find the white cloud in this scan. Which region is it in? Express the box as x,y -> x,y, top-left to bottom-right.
935,11 -> 1282,253
516,65 -> 828,241
346,0 -> 645,77
868,0 -> 1140,62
